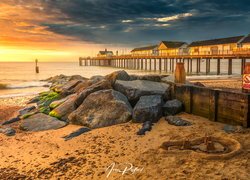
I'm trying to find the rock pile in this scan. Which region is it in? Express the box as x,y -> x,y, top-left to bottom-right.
1,70 -> 187,136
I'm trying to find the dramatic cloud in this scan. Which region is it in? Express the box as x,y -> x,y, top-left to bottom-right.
1,0 -> 250,47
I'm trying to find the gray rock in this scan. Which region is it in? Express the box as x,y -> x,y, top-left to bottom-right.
74,79 -> 112,107
114,80 -> 170,104
60,80 -> 83,96
1,117 -> 20,125
133,95 -> 163,123
105,70 -> 131,84
165,116 -> 191,126
27,96 -> 40,104
137,121 -> 153,135
20,113 -> 67,131
0,127 -> 16,136
163,99 -> 183,116
68,89 -> 132,129
62,127 -> 91,141
18,106 -> 36,116
89,75 -> 105,84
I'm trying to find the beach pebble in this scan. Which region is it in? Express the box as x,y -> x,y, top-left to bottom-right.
0,127 -> 16,136
165,116 -> 192,126
137,121 -> 153,135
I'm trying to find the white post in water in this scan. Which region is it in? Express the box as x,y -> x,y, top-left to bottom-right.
35,59 -> 39,73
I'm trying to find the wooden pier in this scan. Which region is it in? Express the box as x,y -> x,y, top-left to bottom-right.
79,54 -> 250,75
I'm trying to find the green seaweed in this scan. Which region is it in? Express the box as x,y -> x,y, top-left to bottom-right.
49,110 -> 61,119
21,112 -> 36,119
39,106 -> 50,114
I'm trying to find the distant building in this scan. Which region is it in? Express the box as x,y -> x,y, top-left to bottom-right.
131,45 -> 158,56
97,49 -> 113,57
158,41 -> 188,56
188,36 -> 245,55
241,34 -> 250,49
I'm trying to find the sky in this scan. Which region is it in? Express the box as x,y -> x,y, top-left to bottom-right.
0,0 -> 250,62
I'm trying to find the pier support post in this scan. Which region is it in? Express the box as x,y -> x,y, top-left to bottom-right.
217,58 -> 221,75
149,59 -> 152,71
145,59 -> 147,70
172,59 -> 175,73
228,58 -> 232,75
141,59 -> 144,70
241,58 -> 246,75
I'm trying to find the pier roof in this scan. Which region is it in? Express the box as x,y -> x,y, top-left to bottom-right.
159,41 -> 186,48
131,45 -> 158,52
189,36 -> 244,47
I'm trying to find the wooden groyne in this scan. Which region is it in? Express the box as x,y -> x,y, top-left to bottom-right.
79,54 -> 250,75
175,84 -> 250,127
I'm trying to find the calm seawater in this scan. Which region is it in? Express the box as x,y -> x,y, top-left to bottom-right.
0,61 -> 242,97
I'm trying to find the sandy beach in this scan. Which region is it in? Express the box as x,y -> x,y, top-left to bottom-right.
0,85 -> 249,179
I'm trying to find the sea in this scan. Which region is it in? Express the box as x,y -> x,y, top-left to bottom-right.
0,60 -> 242,98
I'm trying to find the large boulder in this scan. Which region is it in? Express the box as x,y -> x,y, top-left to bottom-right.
133,95 -> 163,123
163,99 -> 183,116
114,80 -> 170,104
105,70 -> 130,84
68,89 -> 132,128
74,79 -> 112,107
20,113 -> 67,131
49,94 -> 77,121
89,75 -> 105,84
72,80 -> 92,93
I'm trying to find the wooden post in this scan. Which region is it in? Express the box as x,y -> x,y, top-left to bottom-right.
196,58 -> 199,74
190,59 -> 193,74
172,59 -> 175,73
206,59 -> 209,75
169,59 -> 172,72
241,59 -> 246,75
228,58 -> 232,75
35,59 -> 39,73
149,59 -> 152,71
217,58 -> 221,75
79,58 -> 82,66
141,59 -> 144,70
145,59 -> 147,70
187,59 -> 190,74
175,63 -> 186,84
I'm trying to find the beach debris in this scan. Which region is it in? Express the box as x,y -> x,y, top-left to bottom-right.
163,99 -> 183,116
18,106 -> 36,116
49,94 -> 77,121
1,117 -> 20,125
160,135 -> 241,159
68,89 -> 132,129
223,125 -> 244,133
136,121 -> 153,135
105,70 -> 131,84
19,113 -> 67,132
114,80 -> 170,104
62,127 -> 91,141
74,79 -> 112,107
133,95 -> 163,123
0,127 -> 16,136
165,116 -> 192,126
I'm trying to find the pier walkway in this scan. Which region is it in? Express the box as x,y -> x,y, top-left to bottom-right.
79,53 -> 250,75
